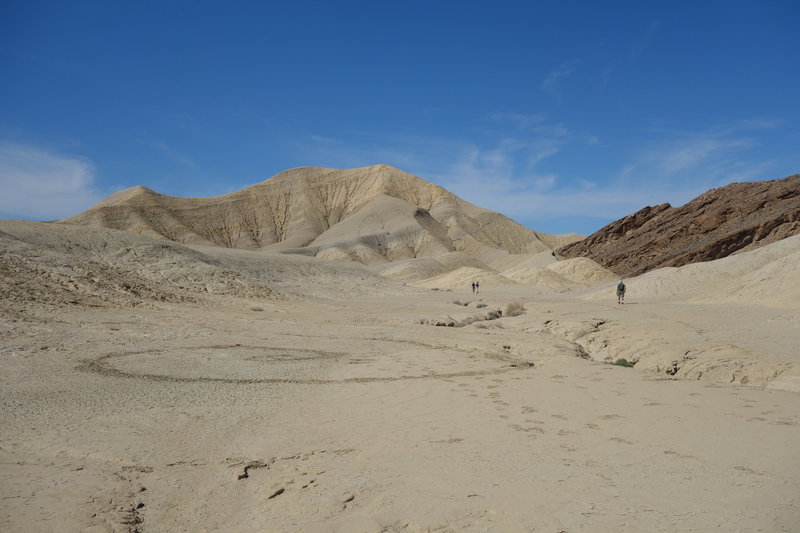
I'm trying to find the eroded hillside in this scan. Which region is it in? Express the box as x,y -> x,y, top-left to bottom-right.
65,165 -> 580,268
558,174 -> 800,276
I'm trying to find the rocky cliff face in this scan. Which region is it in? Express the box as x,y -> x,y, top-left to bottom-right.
64,165 -> 580,266
557,175 -> 800,276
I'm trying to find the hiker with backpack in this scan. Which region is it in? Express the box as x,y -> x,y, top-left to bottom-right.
617,280 -> 626,304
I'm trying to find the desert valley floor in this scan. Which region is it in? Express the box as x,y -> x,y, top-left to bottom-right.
2,266 -> 799,532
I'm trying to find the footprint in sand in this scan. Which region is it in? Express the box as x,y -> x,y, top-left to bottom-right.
599,414 -> 624,420
610,437 -> 633,445
734,465 -> 764,476
512,424 -> 544,434
664,450 -> 699,460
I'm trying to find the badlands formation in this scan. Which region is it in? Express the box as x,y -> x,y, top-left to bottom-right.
1,166 -> 799,532
558,174 -> 800,276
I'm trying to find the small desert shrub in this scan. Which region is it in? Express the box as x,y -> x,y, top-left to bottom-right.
612,358 -> 634,367
454,309 -> 503,327
476,303 -> 487,308
505,301 -> 526,316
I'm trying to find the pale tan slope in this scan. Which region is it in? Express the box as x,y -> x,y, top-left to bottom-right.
585,233 -> 800,308
546,257 -> 618,285
487,250 -> 557,272
535,231 -> 584,250
502,267 -> 578,290
373,252 -> 490,283
63,165 -> 580,271
304,193 -> 455,265
405,255 -> 618,291
495,256 -> 616,291
412,266 -> 521,290
0,220 -> 407,315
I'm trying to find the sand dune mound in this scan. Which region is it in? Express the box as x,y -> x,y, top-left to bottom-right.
586,233 -> 800,308
0,220 -> 406,314
1,221 -> 229,311
503,267 -> 578,290
498,256 -> 616,291
546,257 -> 618,285
559,174 -> 800,276
488,250 -> 557,272
412,266 -> 520,290
64,165 -> 581,270
373,252 -> 490,283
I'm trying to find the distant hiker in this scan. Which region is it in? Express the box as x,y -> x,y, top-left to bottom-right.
471,282 -> 476,293
616,280 -> 626,304
475,281 -> 480,294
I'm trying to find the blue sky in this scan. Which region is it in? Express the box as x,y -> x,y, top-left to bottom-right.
1,0 -> 798,235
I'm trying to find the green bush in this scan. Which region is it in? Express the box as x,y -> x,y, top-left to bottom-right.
612,358 -> 634,367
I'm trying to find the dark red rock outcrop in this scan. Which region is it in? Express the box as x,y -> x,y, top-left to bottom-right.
557,174 -> 800,276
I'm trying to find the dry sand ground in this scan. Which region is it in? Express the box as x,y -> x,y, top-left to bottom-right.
0,221 -> 800,533
1,223 -> 799,532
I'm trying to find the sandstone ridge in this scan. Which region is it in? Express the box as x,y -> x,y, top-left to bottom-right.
557,174 -> 800,276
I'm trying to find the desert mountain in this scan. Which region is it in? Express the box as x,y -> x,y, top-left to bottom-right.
557,174 -> 800,277
64,165 -> 581,270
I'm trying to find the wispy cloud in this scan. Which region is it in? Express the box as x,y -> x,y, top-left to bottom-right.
602,21 -> 659,88
489,112 -> 547,130
288,117 -> 782,234
138,139 -> 197,167
541,60 -> 579,100
630,20 -> 659,59
309,135 -> 342,144
292,116 -> 584,224
0,142 -> 102,219
620,120 -> 779,202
